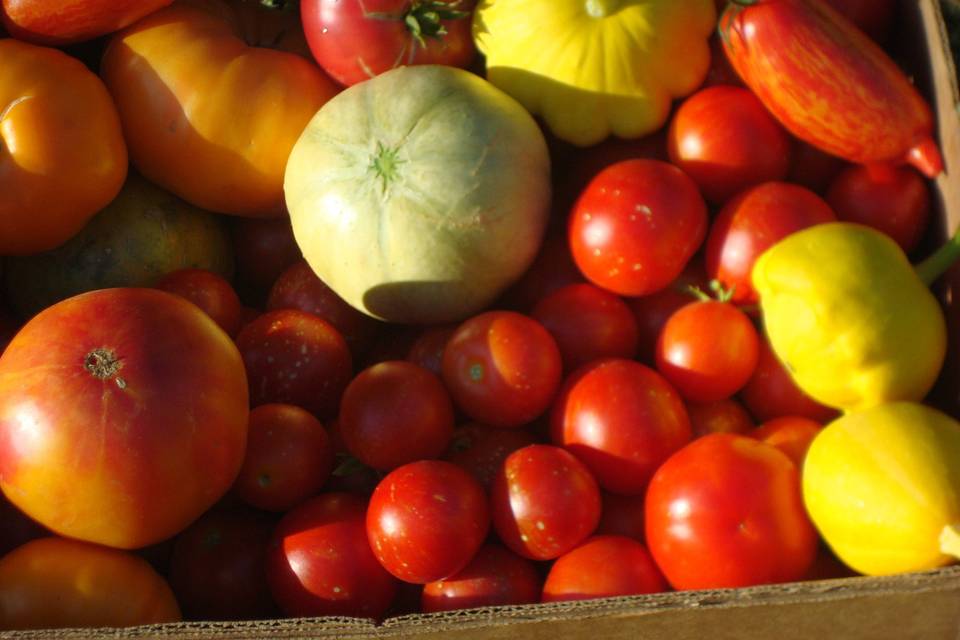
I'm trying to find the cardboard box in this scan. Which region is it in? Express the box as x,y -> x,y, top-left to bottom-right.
4,1 -> 960,638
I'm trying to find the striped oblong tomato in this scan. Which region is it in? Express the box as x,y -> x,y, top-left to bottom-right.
0,39 -> 127,255
101,0 -> 340,217
1,0 -> 172,45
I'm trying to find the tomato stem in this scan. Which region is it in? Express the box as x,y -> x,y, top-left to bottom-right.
366,1 -> 470,50
915,226 -> 960,286
939,523 -> 960,559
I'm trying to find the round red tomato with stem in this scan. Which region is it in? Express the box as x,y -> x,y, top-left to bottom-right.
443,423 -> 539,490
541,535 -> 666,603
569,159 -> 708,297
705,181 -> 836,304
155,268 -> 243,338
491,444 -> 601,561
551,359 -> 692,495
267,492 -> 398,619
421,543 -> 542,612
339,360 -> 455,472
645,433 -> 818,590
301,0 -> 477,87
367,460 -> 490,584
233,404 -> 334,512
668,85 -> 792,205
441,311 -> 562,428
750,416 -> 823,469
687,398 -> 755,438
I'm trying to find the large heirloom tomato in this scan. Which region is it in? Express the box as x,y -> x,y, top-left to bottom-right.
0,39 -> 127,255
101,0 -> 339,217
0,288 -> 249,549
1,0 -> 172,45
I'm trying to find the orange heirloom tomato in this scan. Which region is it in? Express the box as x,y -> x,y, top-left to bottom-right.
0,39 -> 127,256
0,537 -> 181,630
101,0 -> 340,218
1,0 -> 173,46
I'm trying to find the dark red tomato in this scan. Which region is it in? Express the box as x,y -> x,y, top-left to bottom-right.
267,493 -> 398,619
739,338 -> 838,424
686,398 -> 755,438
826,164 -> 930,255
826,0 -> 895,43
236,309 -> 352,418
787,140 -> 848,194
367,460 -> 490,584
750,416 -> 824,469
444,423 -> 539,490
339,361 -> 454,471
541,535 -> 666,603
645,433 -> 818,590
168,507 -> 278,621
702,33 -> 744,88
155,268 -> 243,337
301,0 -> 476,87
569,159 -> 708,297
498,231 -> 584,312
551,359 -> 691,495
405,324 -> 456,377
655,301 -> 760,403
596,492 -> 646,542
441,311 -> 562,428
267,259 -> 381,357
233,404 -> 335,512
705,182 -> 836,304
421,543 -> 542,612
668,86 -> 792,205
627,258 -> 707,364
231,217 -> 302,303
357,323 -> 422,369
490,444 -> 601,561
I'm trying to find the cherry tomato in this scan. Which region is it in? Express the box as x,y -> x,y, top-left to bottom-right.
645,433 -> 818,590
442,311 -> 562,428
541,535 -> 666,602
155,268 -> 243,337
421,543 -> 542,612
236,309 -> 352,418
406,324 -> 456,377
233,404 -> 335,512
687,398 -> 755,438
267,493 -> 398,619
491,444 -> 601,561
551,359 -> 691,495
232,217 -> 302,303
339,361 -> 455,471
569,159 -> 708,297
444,423 -> 539,490
596,492 -> 646,542
655,301 -> 760,403
367,460 -> 490,584
750,416 -> 823,468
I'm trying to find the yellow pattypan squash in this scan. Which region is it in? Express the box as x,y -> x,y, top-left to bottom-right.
472,0 -> 716,146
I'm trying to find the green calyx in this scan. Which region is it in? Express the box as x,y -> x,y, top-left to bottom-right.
685,280 -> 736,304
369,142 -> 404,193
367,1 -> 470,49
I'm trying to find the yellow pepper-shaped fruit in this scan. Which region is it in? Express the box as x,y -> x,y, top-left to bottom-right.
803,402 -> 960,576
752,222 -> 946,412
472,0 -> 716,147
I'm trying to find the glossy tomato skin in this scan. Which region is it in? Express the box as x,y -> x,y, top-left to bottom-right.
155,268 -> 243,337
668,85 -> 792,204
569,159 -> 708,297
367,460 -> 490,584
645,433 -> 818,590
750,416 -> 823,469
1,0 -> 172,45
687,398 -> 755,438
421,543 -> 542,612
0,537 -> 181,629
0,288 -> 248,550
267,493 -> 398,619
740,338 -> 838,424
442,311 -> 562,428
705,181 -> 836,304
491,444 -> 601,561
301,0 -> 476,87
339,361 -> 455,471
541,535 -> 666,603
551,359 -> 692,495
444,423 -> 539,490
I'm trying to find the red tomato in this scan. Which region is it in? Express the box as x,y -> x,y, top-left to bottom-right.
569,159 -> 708,297
441,311 -> 562,428
655,301 -> 760,403
235,309 -> 352,418
687,398 -> 755,438
551,359 -> 692,495
444,423 -> 539,490
233,404 -> 334,512
705,181 -> 836,304
532,283 -> 638,372
267,493 -> 398,619
301,0 -> 476,87
339,361 -> 455,471
826,164 -> 930,255
750,416 -> 823,468
596,492 -> 646,543
406,324 -> 456,377
541,535 -> 666,603
367,460 -> 490,584
491,444 -> 601,561
668,85 -> 792,204
645,434 -> 818,590
421,543 -> 542,612
168,507 -> 278,621
232,217 -> 302,302
155,268 -> 243,337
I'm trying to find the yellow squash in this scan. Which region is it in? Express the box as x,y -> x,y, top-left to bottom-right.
472,0 -> 715,146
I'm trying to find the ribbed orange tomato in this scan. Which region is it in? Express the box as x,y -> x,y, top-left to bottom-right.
1,0 -> 172,45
